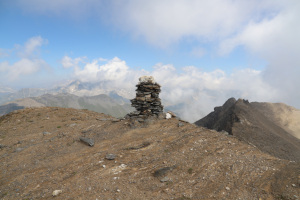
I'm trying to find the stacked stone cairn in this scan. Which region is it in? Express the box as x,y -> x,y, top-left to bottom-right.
127,76 -> 163,120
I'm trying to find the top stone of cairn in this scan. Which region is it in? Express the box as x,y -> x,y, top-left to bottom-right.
139,76 -> 156,84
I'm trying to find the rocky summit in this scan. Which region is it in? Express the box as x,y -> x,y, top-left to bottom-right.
127,76 -> 163,119
195,98 -> 300,162
0,107 -> 299,199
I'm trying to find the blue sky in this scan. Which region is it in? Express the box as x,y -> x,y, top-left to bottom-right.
1,1 -> 260,73
1,0 -> 300,116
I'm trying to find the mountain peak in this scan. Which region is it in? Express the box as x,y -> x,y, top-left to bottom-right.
195,98 -> 300,161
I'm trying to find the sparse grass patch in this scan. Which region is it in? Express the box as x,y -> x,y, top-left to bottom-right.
57,126 -> 61,128
0,192 -> 8,198
188,168 -> 193,174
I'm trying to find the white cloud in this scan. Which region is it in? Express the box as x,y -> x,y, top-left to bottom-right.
15,0 -> 285,47
107,0 -> 261,47
219,1 -> 300,108
219,1 -> 300,59
66,57 -> 143,93
0,58 -> 47,80
61,55 -> 86,68
65,56 -> 282,122
17,36 -> 48,58
0,36 -> 49,85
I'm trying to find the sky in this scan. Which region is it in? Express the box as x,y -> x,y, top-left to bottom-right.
0,0 -> 300,120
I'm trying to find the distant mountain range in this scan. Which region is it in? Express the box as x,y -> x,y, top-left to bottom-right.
0,93 -> 134,118
0,80 -> 182,119
0,80 -> 134,106
195,98 -> 300,161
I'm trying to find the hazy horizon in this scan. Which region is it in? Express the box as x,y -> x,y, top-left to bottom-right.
1,0 -> 300,119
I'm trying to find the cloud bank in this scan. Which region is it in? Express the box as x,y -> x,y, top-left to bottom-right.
63,56 -> 282,122
14,1 -> 300,102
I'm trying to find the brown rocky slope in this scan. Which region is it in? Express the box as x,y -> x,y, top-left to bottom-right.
0,107 -> 299,199
194,98 -> 300,162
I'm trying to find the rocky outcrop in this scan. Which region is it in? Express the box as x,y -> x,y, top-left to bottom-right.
195,98 -> 300,161
126,76 -> 163,119
195,97 -> 239,134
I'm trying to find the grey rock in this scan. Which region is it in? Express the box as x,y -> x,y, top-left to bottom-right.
97,118 -> 108,121
137,118 -> 144,122
221,130 -> 229,135
153,166 -> 176,177
15,147 -> 23,152
178,122 -> 184,127
43,131 -> 52,135
80,137 -> 94,147
81,129 -> 92,134
105,154 -> 116,160
69,123 -> 77,127
160,177 -> 170,182
179,119 -> 189,123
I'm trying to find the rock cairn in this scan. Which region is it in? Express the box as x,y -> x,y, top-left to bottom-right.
127,76 -> 163,119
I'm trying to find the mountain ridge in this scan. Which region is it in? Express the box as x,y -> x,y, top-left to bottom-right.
0,93 -> 133,118
195,98 -> 300,161
0,107 -> 299,199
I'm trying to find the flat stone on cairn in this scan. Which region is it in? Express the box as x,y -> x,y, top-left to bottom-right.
127,76 -> 163,119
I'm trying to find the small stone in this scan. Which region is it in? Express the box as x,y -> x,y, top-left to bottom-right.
221,130 -> 229,135
166,113 -> 172,119
178,122 -> 184,127
52,190 -> 62,196
167,111 -> 176,117
154,166 -> 174,177
106,154 -> 116,160
96,118 -> 108,121
0,144 -> 5,149
137,118 -> 144,122
292,184 -> 296,187
160,177 -> 170,182
15,147 -> 23,152
69,123 -> 77,127
225,187 -> 230,191
43,131 -> 52,135
80,137 -> 94,147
